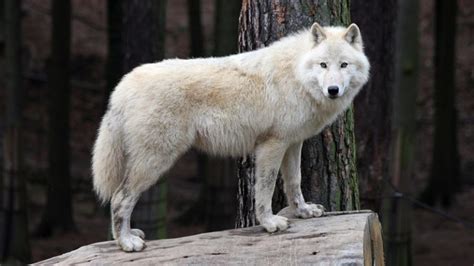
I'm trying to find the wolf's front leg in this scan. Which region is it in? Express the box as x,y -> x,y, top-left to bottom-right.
254,140 -> 289,232
281,142 -> 324,218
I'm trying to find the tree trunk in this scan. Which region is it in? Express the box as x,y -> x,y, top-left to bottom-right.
1,0 -> 31,263
0,0 -> 4,52
0,0 -> 4,210
122,0 -> 167,240
105,0 -> 123,113
179,0 -> 241,232
351,0 -> 397,211
199,0 -> 241,232
236,0 -> 359,229
420,0 -> 459,207
213,0 -> 240,56
187,0 -> 204,57
381,0 -> 419,265
36,0 -> 75,236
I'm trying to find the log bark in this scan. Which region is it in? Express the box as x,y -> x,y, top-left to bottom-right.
33,212 -> 384,265
236,0 -> 359,229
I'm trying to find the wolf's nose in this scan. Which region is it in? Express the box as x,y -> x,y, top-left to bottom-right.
328,86 -> 339,96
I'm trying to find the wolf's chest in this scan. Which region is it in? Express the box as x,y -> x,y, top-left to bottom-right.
283,100 -> 349,142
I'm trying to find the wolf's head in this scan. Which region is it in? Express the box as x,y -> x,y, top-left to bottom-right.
296,23 -> 370,101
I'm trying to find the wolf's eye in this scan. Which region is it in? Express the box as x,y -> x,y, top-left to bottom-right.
341,62 -> 348,68
320,62 -> 327,68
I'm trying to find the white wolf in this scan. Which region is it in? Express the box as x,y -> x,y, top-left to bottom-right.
93,23 -> 370,252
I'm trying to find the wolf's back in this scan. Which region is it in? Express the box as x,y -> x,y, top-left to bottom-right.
92,112 -> 125,203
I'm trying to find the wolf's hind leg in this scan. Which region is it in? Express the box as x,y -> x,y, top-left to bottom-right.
254,140 -> 289,232
112,147 -> 183,252
111,180 -> 144,252
281,142 -> 324,218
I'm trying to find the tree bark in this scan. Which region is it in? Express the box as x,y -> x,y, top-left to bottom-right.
420,0 -> 459,207
236,0 -> 359,229
381,0 -> 419,265
1,0 -> 31,262
36,0 -> 75,236
351,0 -> 397,211
122,0 -> 167,240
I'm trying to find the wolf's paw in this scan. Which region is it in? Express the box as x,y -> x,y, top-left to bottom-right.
261,215 -> 289,233
295,203 -> 324,218
130,228 -> 145,239
118,234 -> 146,252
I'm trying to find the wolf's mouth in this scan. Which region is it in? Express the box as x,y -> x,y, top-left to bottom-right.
328,95 -> 338,99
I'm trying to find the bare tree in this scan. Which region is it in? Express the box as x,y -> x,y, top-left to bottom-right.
36,0 -> 75,236
351,0 -> 397,211
1,0 -> 31,262
178,0 -> 241,232
236,0 -> 359,228
381,0 -> 419,264
122,0 -> 167,240
105,0 -> 123,113
421,0 -> 459,207
199,0 -> 241,232
213,0 -> 240,56
187,0 -> 204,57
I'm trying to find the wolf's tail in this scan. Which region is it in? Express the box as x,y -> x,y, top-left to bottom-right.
92,113 -> 125,203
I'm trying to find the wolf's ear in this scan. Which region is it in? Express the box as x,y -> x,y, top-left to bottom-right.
344,23 -> 363,50
311,22 -> 326,44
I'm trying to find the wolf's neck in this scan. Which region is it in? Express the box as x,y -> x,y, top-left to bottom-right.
231,30 -> 313,81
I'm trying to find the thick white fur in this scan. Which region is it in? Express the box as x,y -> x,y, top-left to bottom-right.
92,23 -> 370,252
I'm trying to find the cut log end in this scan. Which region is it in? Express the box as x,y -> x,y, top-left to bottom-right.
34,211 -> 384,265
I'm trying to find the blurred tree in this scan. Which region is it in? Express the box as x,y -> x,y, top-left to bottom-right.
0,0 -> 4,209
236,0 -> 359,228
36,0 -> 75,236
420,0 -> 459,207
213,0 -> 240,56
197,0 -> 242,232
178,0 -> 241,232
381,0 -> 419,265
0,0 -> 3,54
351,0 -> 397,211
102,0 -> 123,240
122,0 -> 167,240
187,0 -> 204,57
1,0 -> 31,263
104,0 -> 122,113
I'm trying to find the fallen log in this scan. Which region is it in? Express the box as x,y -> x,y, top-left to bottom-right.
34,210 -> 384,265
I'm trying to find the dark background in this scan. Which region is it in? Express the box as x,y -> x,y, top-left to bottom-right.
0,0 -> 473,264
